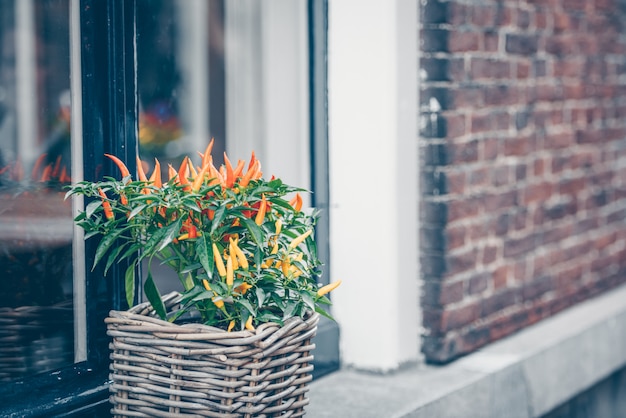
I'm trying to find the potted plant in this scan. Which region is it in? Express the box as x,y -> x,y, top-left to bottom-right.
66,139 -> 340,417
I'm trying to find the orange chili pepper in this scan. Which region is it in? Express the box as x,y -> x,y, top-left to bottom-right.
289,193 -> 303,212
233,159 -> 245,180
178,156 -> 191,191
254,195 -> 267,226
136,156 -> 148,182
199,138 -> 215,170
98,188 -> 114,220
238,160 -> 258,188
235,282 -> 252,295
224,153 -> 235,188
59,166 -> 70,183
31,153 -> 47,180
105,153 -> 131,179
40,164 -> 52,182
51,155 -> 62,178
149,158 -> 162,188
191,164 -> 209,192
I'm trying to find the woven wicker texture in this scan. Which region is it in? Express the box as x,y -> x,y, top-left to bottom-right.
106,292 -> 319,417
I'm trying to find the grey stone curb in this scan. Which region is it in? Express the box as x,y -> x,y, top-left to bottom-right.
307,283 -> 626,417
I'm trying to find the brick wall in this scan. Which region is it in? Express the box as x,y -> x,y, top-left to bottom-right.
419,0 -> 626,363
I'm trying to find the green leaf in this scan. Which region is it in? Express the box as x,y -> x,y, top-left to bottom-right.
196,235 -> 214,279
302,292 -> 315,312
241,217 -> 264,246
158,219 -> 183,252
85,200 -> 102,218
315,305 -> 335,321
104,243 -> 128,275
255,287 -> 266,308
210,204 -> 227,234
283,300 -> 299,319
124,263 -> 136,308
92,228 -> 125,270
127,204 -> 147,220
144,271 -> 167,319
237,298 -> 257,316
142,218 -> 182,257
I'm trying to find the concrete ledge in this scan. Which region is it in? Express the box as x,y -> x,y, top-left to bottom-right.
307,283 -> 626,417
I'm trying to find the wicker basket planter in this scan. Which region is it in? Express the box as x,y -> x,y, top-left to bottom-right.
106,292 -> 319,417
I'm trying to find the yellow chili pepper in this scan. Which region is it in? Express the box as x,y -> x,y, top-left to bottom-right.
226,255 -> 234,287
271,241 -> 279,255
213,243 -> 227,277
288,229 -> 312,250
227,320 -> 235,332
229,239 -> 239,270
232,240 -> 249,270
317,280 -> 342,297
212,297 -> 224,309
275,219 -> 282,235
245,316 -> 255,331
202,279 -> 211,291
282,256 -> 291,276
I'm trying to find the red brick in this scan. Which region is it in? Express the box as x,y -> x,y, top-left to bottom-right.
440,281 -> 464,305
470,58 -> 511,80
446,248 -> 480,277
493,265 -> 509,289
468,273 -> 489,295
482,245 -> 499,265
441,303 -> 480,332
481,288 -> 520,317
449,30 -> 480,52
445,113 -> 467,138
483,30 -> 499,52
446,225 -> 466,250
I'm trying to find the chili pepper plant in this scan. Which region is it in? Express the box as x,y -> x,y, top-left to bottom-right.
66,140 -> 340,331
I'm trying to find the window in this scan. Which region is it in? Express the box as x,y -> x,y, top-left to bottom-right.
0,0 -> 334,414
0,0 -> 74,382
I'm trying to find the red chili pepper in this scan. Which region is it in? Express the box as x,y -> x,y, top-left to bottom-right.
98,188 -> 114,220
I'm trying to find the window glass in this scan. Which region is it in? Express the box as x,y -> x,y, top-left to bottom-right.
0,0 -> 73,381
136,0 -> 311,293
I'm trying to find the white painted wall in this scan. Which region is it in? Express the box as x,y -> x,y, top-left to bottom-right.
328,0 -> 420,371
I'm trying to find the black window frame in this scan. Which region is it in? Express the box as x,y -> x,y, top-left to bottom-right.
0,0 -> 336,415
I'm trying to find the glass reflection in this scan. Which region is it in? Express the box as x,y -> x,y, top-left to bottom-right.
0,0 -> 73,381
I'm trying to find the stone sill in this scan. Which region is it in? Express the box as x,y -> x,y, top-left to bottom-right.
307,283 -> 626,417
